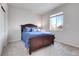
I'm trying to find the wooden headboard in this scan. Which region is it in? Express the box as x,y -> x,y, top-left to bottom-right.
21,24 -> 37,32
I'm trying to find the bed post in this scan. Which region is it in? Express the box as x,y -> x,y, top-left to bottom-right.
21,25 -> 23,40
29,39 -> 31,55
29,48 -> 31,55
51,35 -> 55,45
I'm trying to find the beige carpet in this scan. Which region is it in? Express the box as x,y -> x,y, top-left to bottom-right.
2,40 -> 79,56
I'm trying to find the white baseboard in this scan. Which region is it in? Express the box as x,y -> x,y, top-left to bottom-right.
56,40 -> 79,49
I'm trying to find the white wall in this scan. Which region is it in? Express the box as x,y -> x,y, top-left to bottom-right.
41,3 -> 79,48
0,3 -> 8,55
8,5 -> 42,42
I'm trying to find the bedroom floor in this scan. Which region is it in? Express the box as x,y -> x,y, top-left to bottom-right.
2,40 -> 79,56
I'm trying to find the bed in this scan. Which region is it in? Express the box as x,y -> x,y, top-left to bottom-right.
21,24 -> 55,55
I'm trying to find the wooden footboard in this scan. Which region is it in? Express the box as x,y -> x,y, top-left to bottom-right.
29,35 -> 55,55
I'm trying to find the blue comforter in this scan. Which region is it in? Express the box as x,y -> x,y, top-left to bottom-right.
22,32 -> 54,48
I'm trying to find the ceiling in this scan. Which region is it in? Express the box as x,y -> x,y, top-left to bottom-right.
8,3 -> 63,15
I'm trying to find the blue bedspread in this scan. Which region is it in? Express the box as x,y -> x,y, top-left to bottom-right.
22,32 -> 54,48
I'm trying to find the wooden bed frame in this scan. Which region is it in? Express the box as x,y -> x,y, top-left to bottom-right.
21,24 -> 55,55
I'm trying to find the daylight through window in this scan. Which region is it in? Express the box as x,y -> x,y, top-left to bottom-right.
50,12 -> 63,31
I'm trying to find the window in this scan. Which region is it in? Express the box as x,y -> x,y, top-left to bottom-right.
50,12 -> 63,31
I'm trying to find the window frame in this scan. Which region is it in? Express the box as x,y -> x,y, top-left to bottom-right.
49,12 -> 63,31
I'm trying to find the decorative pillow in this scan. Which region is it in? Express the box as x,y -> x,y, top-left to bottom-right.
32,27 -> 39,32
23,27 -> 32,32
